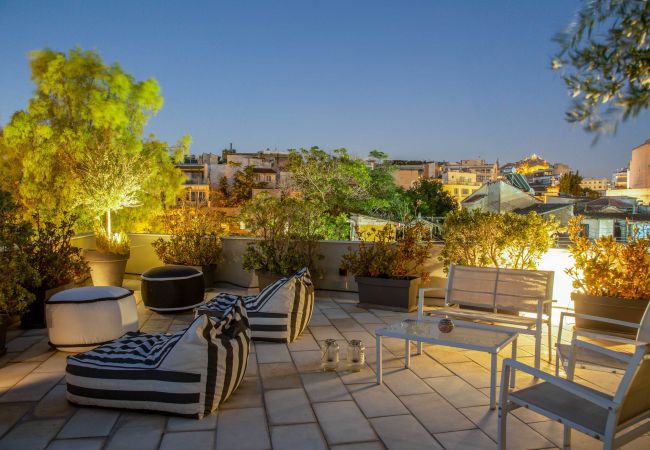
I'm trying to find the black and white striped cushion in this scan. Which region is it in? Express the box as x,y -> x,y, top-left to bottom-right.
197,268 -> 315,343
65,298 -> 251,419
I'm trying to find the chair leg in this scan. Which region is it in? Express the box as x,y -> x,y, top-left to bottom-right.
547,321 -> 552,363
534,329 -> 542,370
562,424 -> 571,449
497,407 -> 507,450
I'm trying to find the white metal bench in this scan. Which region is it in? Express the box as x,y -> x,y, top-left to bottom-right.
418,264 -> 554,369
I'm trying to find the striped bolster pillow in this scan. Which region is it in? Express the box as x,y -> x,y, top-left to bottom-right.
198,268 -> 315,343
66,298 -> 251,419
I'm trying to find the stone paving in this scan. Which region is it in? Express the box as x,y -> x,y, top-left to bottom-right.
1,280 -> 649,450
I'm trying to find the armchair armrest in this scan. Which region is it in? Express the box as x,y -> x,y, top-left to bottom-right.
501,358 -> 616,410
418,287 -> 447,319
572,339 -> 633,364
559,311 -> 639,345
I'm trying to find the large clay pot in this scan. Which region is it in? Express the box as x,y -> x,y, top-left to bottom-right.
84,249 -> 129,287
256,270 -> 285,290
355,276 -> 421,312
572,292 -> 649,337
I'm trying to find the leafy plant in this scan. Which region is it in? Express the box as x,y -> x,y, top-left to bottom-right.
0,191 -> 38,315
152,208 -> 224,266
341,222 -> 434,280
439,209 -> 560,272
552,0 -> 650,135
566,215 -> 650,299
27,214 -> 89,291
242,195 -> 325,276
95,228 -> 130,256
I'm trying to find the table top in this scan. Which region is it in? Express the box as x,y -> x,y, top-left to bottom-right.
376,318 -> 518,353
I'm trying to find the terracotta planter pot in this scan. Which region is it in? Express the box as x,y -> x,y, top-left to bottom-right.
0,313 -> 8,357
256,271 -> 285,290
356,276 -> 421,312
572,292 -> 649,337
84,249 -> 129,287
21,283 -> 74,329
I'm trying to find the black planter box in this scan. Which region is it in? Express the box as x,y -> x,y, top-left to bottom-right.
572,292 -> 649,337
356,276 -> 421,312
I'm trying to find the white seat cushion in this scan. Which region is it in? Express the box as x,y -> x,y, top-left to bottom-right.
46,286 -> 138,352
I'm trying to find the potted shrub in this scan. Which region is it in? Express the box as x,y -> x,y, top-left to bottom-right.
0,191 -> 39,351
84,228 -> 130,287
242,195 -> 324,288
341,222 -> 435,312
567,216 -> 650,335
152,208 -> 224,287
21,214 -> 90,328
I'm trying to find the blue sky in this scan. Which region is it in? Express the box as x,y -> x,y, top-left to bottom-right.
1,0 -> 647,177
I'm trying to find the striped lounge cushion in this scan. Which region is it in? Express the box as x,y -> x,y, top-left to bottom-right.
65,298 -> 251,419
197,267 -> 315,343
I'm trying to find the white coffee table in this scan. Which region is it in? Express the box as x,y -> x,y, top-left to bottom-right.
375,318 -> 519,409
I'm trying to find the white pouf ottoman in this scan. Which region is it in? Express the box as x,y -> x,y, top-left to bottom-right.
46,286 -> 138,352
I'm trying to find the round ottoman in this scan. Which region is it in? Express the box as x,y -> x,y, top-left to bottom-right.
141,265 -> 205,313
46,286 -> 138,352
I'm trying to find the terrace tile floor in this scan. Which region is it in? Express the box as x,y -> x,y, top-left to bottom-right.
1,279 -> 649,450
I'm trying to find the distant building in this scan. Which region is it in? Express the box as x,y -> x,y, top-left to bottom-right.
389,161 -> 438,189
176,155 -> 210,207
513,153 -> 550,175
611,166 -> 630,189
580,177 -> 610,194
441,171 -> 481,203
461,180 -> 540,213
442,159 -> 498,184
630,140 -> 650,189
576,197 -> 650,241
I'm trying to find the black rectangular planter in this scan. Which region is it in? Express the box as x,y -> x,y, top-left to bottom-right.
356,276 -> 421,312
572,292 -> 649,337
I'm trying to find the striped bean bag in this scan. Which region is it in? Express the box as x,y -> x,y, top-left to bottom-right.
65,298 -> 250,419
197,267 -> 315,343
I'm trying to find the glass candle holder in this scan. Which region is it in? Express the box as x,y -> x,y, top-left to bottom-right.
320,339 -> 339,371
347,339 -> 365,372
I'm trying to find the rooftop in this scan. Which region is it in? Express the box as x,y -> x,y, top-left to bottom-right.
0,279 -> 646,450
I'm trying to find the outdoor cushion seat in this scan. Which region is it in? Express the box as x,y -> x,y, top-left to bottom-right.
141,265 -> 205,313
46,286 -> 138,352
197,267 -> 314,342
65,298 -> 250,419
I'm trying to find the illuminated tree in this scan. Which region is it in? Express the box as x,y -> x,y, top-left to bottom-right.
1,48 -> 187,239
552,0 -> 650,134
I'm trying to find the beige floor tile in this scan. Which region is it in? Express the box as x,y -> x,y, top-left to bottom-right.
265,388 -> 315,425
167,414 -> 217,432
320,308 -> 351,320
446,361 -> 495,389
370,415 -> 443,450
348,383 -> 409,418
406,354 -> 452,379
271,423 -> 327,450
0,402 -> 33,437
0,372 -> 61,402
461,405 -> 553,450
5,336 -> 43,353
255,343 -> 292,364
301,371 -> 351,402
313,400 -> 376,445
423,344 -> 471,364
309,326 -> 345,342
216,407 -> 270,450
291,350 -> 323,373
400,392 -> 476,434
341,330 -> 376,347
330,318 -> 364,332
288,333 -> 320,351
0,419 -> 66,450
11,338 -> 54,363
58,408 -> 119,438
433,429 -> 495,449
106,413 -> 166,450
350,312 -> 384,324
245,352 -> 258,377
46,438 -> 105,450
34,353 -> 69,374
220,377 -> 263,410
308,315 -> 332,327
380,368 -> 433,396
31,385 -> 75,419
0,362 -> 41,388
338,364 -> 378,385
259,362 -> 302,390
424,376 -> 490,408
330,442 -> 386,450
159,430 -> 214,450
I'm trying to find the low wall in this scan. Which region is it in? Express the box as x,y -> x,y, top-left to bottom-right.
73,234 -> 574,308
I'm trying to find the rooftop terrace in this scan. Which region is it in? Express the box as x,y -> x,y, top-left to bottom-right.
0,279 -> 647,450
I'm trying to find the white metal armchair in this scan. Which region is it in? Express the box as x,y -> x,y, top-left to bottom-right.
555,304 -> 650,376
498,343 -> 650,449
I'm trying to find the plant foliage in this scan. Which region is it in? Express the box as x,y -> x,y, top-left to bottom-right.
341,222 -> 435,280
242,195 -> 325,276
152,208 -> 224,266
552,0 -> 650,134
439,209 -> 560,271
566,215 -> 650,299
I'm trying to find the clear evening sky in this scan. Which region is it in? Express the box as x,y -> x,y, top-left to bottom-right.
1,0 -> 648,177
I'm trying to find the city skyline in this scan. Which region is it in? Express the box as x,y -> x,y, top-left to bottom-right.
1,0 -> 648,177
